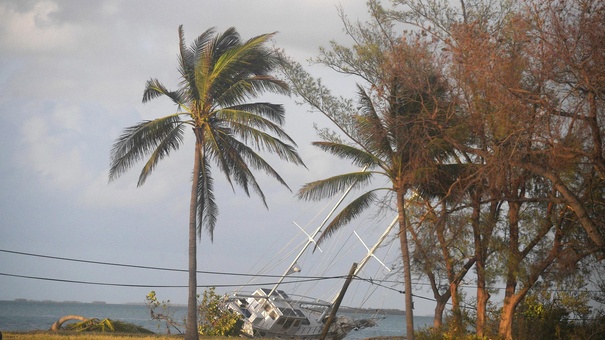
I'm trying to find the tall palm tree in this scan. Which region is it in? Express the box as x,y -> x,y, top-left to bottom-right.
297,49 -> 455,340
109,26 -> 304,340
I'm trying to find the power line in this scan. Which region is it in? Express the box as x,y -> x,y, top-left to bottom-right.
0,249 -> 332,280
0,271 -> 345,289
355,275 -> 477,310
370,276 -> 605,295
0,249 -> 479,309
4,248 -> 601,295
0,270 -> 445,308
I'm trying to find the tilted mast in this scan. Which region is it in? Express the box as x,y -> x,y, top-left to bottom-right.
329,216 -> 397,304
353,215 -> 397,275
268,167 -> 368,296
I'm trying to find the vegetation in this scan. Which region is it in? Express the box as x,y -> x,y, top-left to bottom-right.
62,318 -> 154,334
109,26 -> 303,340
146,289 -> 241,337
279,0 -> 605,339
145,291 -> 183,334
4,333 -> 222,340
197,288 -> 241,336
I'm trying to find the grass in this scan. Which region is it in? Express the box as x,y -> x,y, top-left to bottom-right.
1,331 -> 230,340
2,332 -> 267,340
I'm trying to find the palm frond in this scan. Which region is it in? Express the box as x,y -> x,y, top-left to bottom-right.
109,115 -> 185,184
178,25 -> 196,96
201,124 -> 237,192
204,126 -> 269,207
223,102 -> 287,126
212,32 -> 274,77
206,33 -> 279,103
226,136 -> 292,191
247,75 -> 290,96
227,121 -> 304,166
214,76 -> 289,108
316,190 -> 379,246
192,28 -> 242,102
210,27 -> 241,64
312,141 -> 378,167
356,85 -> 393,156
196,153 -> 218,240
297,171 -> 375,201
137,120 -> 187,186
142,79 -> 188,108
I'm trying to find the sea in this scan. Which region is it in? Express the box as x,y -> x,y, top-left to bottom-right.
0,300 -> 434,339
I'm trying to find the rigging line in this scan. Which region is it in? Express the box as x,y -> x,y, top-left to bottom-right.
236,233 -> 304,292
0,249 -> 330,280
353,275 -> 441,305
354,276 -> 404,295
354,275 -> 477,310
373,277 -> 605,294
0,272 -> 346,288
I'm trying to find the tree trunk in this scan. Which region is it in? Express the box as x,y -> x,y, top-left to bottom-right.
397,191 -> 415,340
475,264 -> 488,336
498,288 -> 529,340
520,163 -> 604,247
433,295 -> 447,329
451,281 -> 465,333
471,195 -> 486,336
50,315 -> 88,331
185,137 -> 202,340
498,200 -> 522,340
498,300 -> 517,340
498,205 -> 566,340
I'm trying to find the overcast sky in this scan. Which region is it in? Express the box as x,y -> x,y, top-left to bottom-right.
0,0 -> 437,315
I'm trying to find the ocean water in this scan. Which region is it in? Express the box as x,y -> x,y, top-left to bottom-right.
0,300 -> 433,338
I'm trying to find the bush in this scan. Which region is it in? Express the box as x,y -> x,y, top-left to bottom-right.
146,288 -> 242,337
197,287 -> 242,336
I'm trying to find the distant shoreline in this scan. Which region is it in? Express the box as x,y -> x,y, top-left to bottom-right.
4,299 -> 431,317
339,306 -> 406,315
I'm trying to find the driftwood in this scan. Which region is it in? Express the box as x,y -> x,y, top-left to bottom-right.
49,315 -> 89,331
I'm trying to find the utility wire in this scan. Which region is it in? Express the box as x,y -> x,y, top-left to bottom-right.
0,271 -> 346,288
0,270 -> 445,308
4,248 -> 598,297
0,248 -> 470,309
357,276 -> 478,310
0,249 -> 331,280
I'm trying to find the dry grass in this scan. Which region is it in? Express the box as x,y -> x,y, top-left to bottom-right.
2,331 -> 184,340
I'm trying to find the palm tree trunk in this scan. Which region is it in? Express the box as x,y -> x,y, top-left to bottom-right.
185,138 -> 202,340
397,190 -> 415,340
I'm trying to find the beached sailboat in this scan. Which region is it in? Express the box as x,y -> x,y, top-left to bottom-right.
225,173 -> 397,339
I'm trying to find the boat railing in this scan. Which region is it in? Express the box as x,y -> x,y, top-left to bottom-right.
230,291 -> 332,308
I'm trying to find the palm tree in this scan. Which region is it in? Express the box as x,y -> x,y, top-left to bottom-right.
297,45 -> 455,340
109,26 -> 304,340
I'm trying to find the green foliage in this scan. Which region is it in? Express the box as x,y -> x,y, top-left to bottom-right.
145,291 -> 183,334
64,318 -> 114,332
146,289 -> 241,337
416,326 -> 494,340
512,290 -> 598,340
64,318 -> 154,334
197,287 -> 242,336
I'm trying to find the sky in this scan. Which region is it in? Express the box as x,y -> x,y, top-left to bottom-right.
0,0 -> 437,315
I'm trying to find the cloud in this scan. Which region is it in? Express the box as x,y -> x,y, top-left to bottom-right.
18,104 -> 92,190
0,0 -> 78,54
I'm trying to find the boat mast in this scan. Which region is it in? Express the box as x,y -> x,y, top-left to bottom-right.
268,167 -> 368,296
353,190 -> 418,276
328,216 -> 397,305
353,215 -> 398,276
